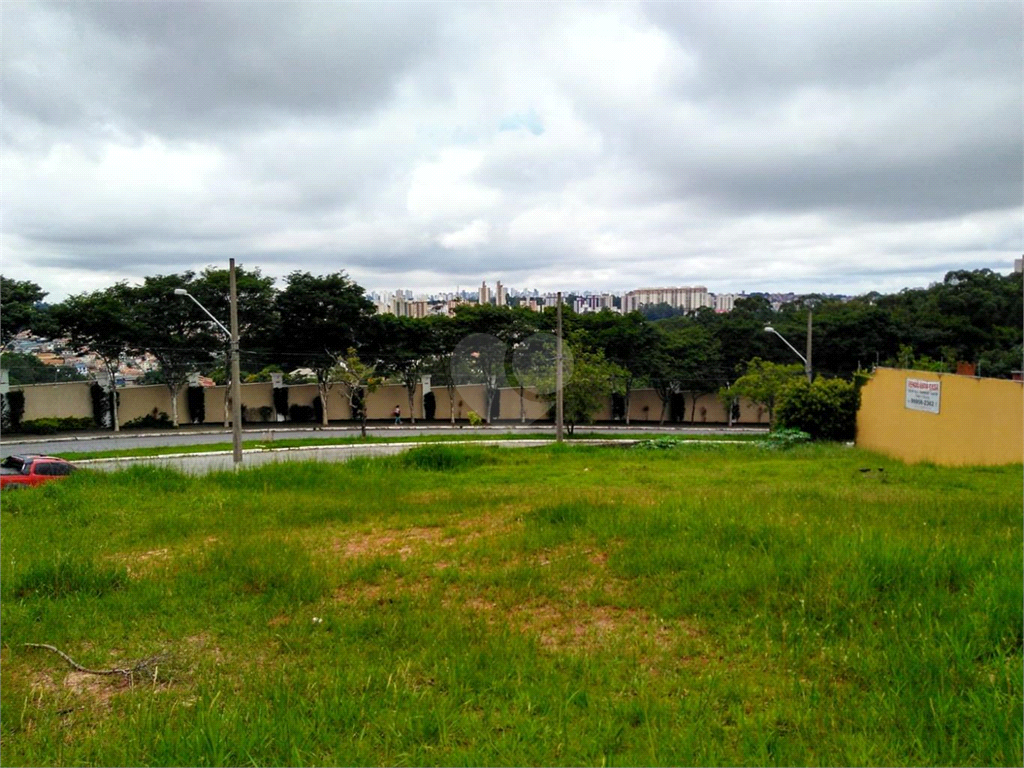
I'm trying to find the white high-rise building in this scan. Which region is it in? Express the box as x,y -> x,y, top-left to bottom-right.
479,281 -> 491,305
495,281 -> 507,307
713,293 -> 738,313
622,286 -> 711,313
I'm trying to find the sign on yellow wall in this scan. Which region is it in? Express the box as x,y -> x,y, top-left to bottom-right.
905,378 -> 940,414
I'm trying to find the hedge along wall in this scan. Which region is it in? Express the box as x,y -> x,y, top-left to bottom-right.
856,367 -> 1023,466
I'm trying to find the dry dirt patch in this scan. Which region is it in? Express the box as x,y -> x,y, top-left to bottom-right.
463,595 -> 698,653
334,526 -> 450,559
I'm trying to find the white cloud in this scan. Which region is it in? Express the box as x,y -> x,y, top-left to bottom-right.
439,219 -> 491,249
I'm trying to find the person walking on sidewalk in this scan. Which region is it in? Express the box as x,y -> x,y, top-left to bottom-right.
394,405 -> 402,425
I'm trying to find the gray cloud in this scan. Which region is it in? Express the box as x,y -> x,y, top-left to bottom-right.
2,0 -> 1020,302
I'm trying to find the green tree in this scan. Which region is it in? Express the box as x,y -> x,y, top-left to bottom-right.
273,272 -> 375,427
369,315 -> 437,425
420,315 -> 463,424
451,304 -> 540,423
332,348 -> 380,438
192,265 -> 279,427
649,326 -> 722,425
0,352 -> 86,385
576,310 -> 660,425
721,357 -> 805,424
0,277 -> 47,343
546,347 -> 625,435
121,273 -> 223,427
50,285 -> 136,430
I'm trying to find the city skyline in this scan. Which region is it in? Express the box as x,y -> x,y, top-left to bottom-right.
3,1 -> 1020,303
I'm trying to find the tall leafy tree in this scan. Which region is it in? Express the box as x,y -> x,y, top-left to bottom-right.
124,273 -> 222,427
50,284 -> 137,431
451,304 -> 538,423
721,357 -> 805,424
421,315 -> 461,425
1,277 -> 48,343
578,311 -> 661,425
191,265 -> 280,427
368,315 -> 437,424
273,272 -> 375,427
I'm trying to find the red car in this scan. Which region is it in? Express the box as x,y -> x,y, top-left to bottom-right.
0,454 -> 76,490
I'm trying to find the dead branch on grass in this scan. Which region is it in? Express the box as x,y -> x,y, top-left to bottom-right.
25,643 -> 169,683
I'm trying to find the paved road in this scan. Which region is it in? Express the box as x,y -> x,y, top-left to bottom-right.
0,423 -> 767,459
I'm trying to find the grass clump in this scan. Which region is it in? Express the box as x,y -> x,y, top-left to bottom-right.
12,553 -> 129,599
399,444 -> 494,471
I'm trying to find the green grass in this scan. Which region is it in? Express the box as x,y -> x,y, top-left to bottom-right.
49,430 -> 762,461
1,444 -> 1020,766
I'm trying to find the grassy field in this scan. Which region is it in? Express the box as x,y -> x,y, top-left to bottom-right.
1,442 -> 1020,766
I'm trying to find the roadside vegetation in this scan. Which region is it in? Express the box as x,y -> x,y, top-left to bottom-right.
1,444 -> 1020,766
48,430 -> 763,462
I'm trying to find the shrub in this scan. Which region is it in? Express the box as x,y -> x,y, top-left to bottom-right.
90,382 -> 116,427
123,410 -> 175,429
775,377 -> 860,441
757,428 -> 812,450
467,411 -> 483,426
289,404 -> 316,423
258,405 -> 274,422
2,390 -> 25,432
187,385 -> 206,424
18,417 -> 94,435
273,387 -> 289,419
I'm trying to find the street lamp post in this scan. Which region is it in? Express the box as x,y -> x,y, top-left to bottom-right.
764,316 -> 813,383
174,259 -> 244,468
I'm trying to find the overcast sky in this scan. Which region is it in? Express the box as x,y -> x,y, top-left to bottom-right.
3,0 -> 1021,302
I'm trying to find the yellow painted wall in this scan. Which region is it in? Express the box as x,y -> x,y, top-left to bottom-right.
856,367 -> 1023,466
118,385 -> 189,425
18,381 -> 93,421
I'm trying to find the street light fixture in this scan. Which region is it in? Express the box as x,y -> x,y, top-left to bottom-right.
173,260 -> 244,468
764,324 -> 813,383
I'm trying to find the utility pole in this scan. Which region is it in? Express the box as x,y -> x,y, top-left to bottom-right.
806,308 -> 813,383
229,259 -> 243,468
556,291 -> 564,443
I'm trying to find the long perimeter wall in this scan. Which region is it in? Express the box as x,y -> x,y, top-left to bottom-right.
856,367 -> 1023,466
10,381 -> 770,427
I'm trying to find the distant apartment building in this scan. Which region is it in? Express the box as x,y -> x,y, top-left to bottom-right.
573,294 -> 616,314
712,293 -> 738,313
479,281 -> 491,305
495,281 -> 507,307
1015,258 -> 1022,274
622,286 -> 711,313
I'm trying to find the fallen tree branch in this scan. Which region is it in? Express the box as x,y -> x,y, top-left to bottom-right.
24,643 -> 168,681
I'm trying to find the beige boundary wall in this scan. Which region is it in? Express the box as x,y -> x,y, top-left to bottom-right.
9,380 -> 771,427
856,367 -> 1023,466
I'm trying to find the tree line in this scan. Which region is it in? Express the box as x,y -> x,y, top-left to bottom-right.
1,268 -> 1020,430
